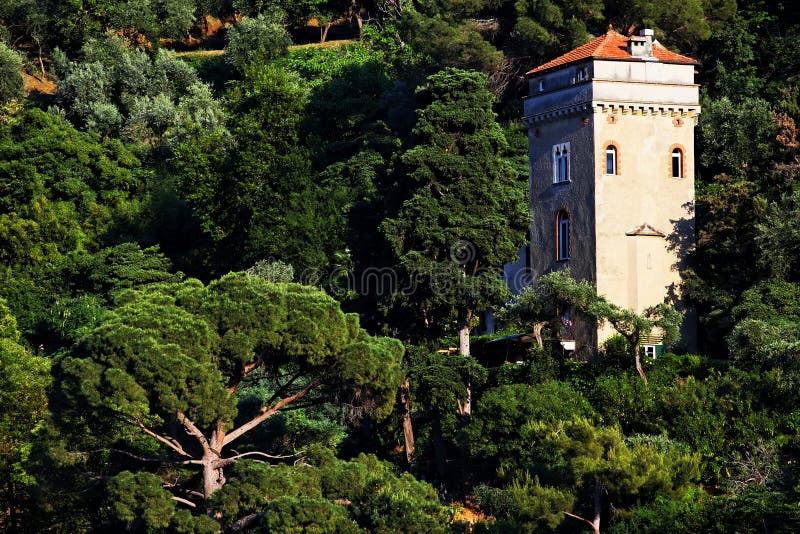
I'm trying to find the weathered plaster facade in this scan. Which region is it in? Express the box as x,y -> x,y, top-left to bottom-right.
522,29 -> 700,354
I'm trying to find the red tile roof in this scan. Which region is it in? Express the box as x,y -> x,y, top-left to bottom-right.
526,28 -> 698,75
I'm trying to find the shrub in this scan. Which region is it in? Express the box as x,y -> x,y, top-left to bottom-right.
225,11 -> 291,70
0,43 -> 24,104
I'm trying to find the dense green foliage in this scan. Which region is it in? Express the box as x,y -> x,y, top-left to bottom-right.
1,0 -> 800,531
381,68 -> 528,352
52,36 -> 226,146
0,42 -> 24,105
0,298 -> 50,531
225,10 -> 292,70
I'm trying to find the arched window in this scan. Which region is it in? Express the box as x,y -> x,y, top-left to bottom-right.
671,148 -> 683,178
556,210 -> 570,261
606,145 -> 617,175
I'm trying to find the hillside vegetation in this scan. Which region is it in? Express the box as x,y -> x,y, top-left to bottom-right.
1,1 -> 800,532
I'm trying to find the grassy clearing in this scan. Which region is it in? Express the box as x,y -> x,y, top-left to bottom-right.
290,39 -> 356,50
175,49 -> 225,58
174,38 -> 357,59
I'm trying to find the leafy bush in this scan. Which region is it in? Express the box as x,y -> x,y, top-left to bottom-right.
591,372 -> 663,434
53,36 -> 226,147
212,450 -> 453,532
474,475 -> 574,533
467,382 -> 595,472
225,11 -> 291,70
0,42 -> 24,104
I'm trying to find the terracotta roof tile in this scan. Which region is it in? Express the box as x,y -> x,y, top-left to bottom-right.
526,28 -> 697,75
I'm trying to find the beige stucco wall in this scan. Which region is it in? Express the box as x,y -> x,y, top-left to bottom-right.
523,58 -> 699,354
593,107 -> 695,310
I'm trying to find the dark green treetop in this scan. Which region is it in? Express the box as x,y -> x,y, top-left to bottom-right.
174,62 -> 343,272
382,67 -> 528,354
54,272 -> 405,504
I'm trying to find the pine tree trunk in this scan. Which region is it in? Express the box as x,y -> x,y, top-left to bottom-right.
38,44 -> 46,76
9,479 -> 17,532
458,323 -> 470,356
457,322 -> 471,415
202,453 -> 225,500
632,340 -> 648,384
591,477 -> 602,534
562,478 -> 602,533
532,321 -> 546,349
202,424 -> 228,500
400,378 -> 415,465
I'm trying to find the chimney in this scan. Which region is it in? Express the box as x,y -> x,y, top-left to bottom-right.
628,28 -> 654,58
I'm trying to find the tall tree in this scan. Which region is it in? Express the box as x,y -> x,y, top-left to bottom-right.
539,419 -> 700,534
224,10 -> 292,70
53,36 -> 226,146
52,272 -> 404,507
235,0 -> 352,42
0,107 -> 147,335
382,68 -> 528,411
174,62 -> 342,272
512,0 -> 604,62
398,2 -> 503,72
605,0 -> 735,53
0,299 -> 50,531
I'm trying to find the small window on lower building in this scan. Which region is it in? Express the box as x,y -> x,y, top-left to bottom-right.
642,344 -> 663,358
556,209 -> 570,261
672,148 -> 683,178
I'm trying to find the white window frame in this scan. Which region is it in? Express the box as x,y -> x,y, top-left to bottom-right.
643,344 -> 658,359
606,145 -> 617,175
672,148 -> 683,178
552,143 -> 571,184
557,210 -> 570,261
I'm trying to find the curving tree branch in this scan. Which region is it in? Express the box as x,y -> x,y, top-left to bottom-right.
222,379 -> 320,447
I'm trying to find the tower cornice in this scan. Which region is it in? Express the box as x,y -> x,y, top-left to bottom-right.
523,102 -> 700,127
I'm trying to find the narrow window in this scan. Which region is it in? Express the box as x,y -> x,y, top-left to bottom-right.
538,79 -> 544,92
672,148 -> 683,178
556,210 -> 570,261
578,68 -> 586,81
553,146 -> 559,182
606,145 -> 617,175
552,143 -> 570,183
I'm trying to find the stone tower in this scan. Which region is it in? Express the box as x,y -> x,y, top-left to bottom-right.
522,27 -> 700,354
